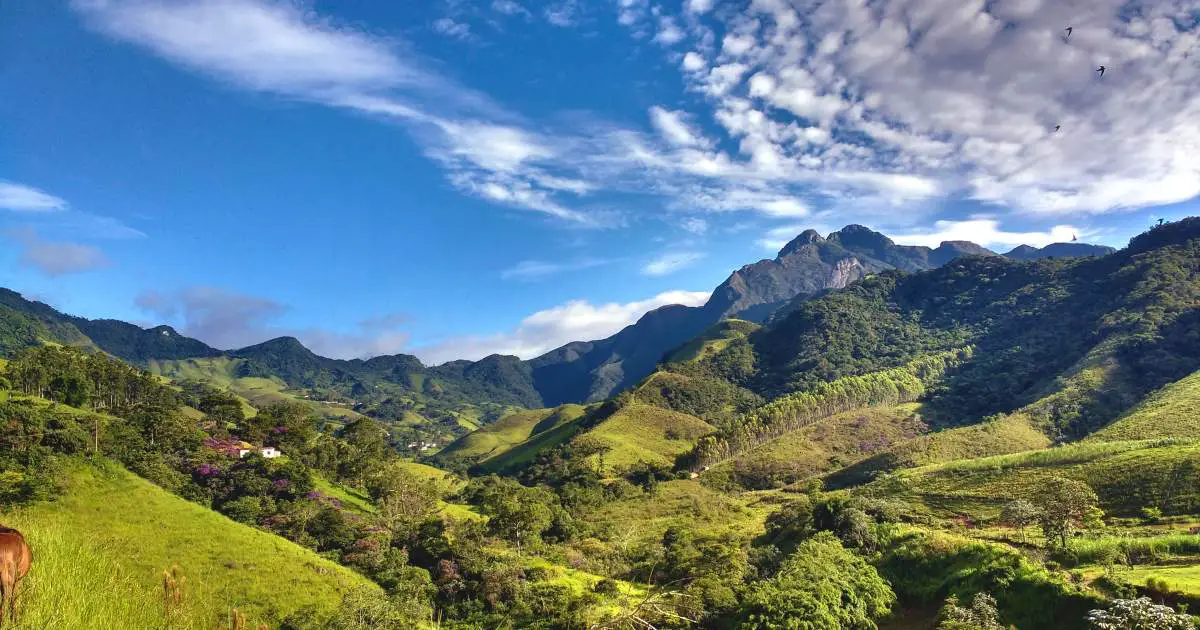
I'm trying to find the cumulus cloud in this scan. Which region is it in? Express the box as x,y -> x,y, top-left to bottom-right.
8,228 -> 110,277
0,181 -> 68,212
413,290 -> 711,364
135,286 -> 412,358
642,251 -> 705,276
891,219 -> 1087,249
652,0 -> 1200,215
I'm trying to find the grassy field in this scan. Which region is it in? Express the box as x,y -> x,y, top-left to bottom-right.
586,479 -> 768,547
828,413 -> 1052,488
585,403 -> 714,472
664,319 -> 759,364
862,439 -> 1200,519
710,404 -> 928,487
437,405 -> 585,464
1,461 -> 377,629
1089,369 -> 1200,442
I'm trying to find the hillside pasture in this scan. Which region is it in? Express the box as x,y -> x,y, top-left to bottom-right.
1,461 -> 377,629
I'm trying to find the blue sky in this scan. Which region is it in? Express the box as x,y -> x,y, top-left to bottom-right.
2,0 -> 1198,363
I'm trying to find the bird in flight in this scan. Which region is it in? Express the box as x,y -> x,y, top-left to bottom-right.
1073,234 -> 1078,242
1065,26 -> 1073,40
1054,124 -> 1061,133
1096,65 -> 1106,77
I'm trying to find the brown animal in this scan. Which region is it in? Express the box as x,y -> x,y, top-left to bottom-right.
0,526 -> 32,627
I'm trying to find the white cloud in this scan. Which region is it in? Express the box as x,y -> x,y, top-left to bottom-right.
686,0 -> 714,15
681,51 -> 707,72
681,217 -> 709,234
657,0 -> 1200,215
654,16 -> 686,45
8,228 -> 110,277
0,181 -> 67,212
642,251 -> 705,276
756,223 -> 812,251
648,106 -> 706,147
491,0 -> 528,16
414,290 -> 711,363
432,18 -> 472,40
543,0 -> 580,27
891,219 -> 1086,248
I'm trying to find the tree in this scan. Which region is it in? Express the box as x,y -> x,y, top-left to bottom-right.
737,532 -> 895,629
1085,597 -> 1195,630
937,592 -> 1004,630
1000,499 -> 1040,543
367,464 -> 442,540
466,476 -> 556,551
1032,477 -> 1102,548
835,507 -> 876,550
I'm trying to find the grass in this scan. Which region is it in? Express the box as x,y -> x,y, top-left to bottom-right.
827,412 -> 1051,488
311,474 -> 376,514
1,460 -> 378,629
710,404 -> 928,487
585,403 -> 714,472
862,438 -> 1200,519
1122,564 -> 1200,596
437,405 -> 585,465
1090,369 -> 1200,442
476,412 -> 590,474
1067,532 -> 1200,566
664,319 -> 759,364
586,479 -> 767,547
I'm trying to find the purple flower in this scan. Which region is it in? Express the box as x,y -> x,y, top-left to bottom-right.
273,479 -> 292,490
193,463 -> 221,478
305,490 -> 323,500
272,425 -> 288,434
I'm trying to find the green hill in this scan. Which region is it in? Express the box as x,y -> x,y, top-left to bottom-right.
2,461 -> 377,629
435,404 -> 586,465
827,412 -> 1052,488
705,404 -> 929,490
585,402 -> 714,472
860,439 -> 1200,519
1089,369 -> 1200,442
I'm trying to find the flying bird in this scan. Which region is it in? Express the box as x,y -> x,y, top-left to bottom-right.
1054,124 -> 1061,133
1072,234 -> 1078,242
1065,26 -> 1073,40
1096,65 -> 1106,77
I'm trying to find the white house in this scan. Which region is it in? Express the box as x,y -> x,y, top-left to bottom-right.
237,445 -> 282,459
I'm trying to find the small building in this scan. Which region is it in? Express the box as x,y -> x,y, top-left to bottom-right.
234,442 -> 282,459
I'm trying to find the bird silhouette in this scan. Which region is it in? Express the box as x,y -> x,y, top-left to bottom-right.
1072,234 -> 1078,242
1054,124 -> 1061,133
1097,65 -> 1106,77
1065,26 -> 1073,41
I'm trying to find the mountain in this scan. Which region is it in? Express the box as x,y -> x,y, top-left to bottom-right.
531,225 -> 1006,405
0,224 -> 1117,419
471,218 -> 1200,492
1004,242 -> 1116,260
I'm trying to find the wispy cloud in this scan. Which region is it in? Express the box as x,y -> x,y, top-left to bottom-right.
7,228 -> 110,277
642,251 -> 705,276
413,289 -> 711,364
432,17 -> 473,41
500,257 -> 617,281
0,181 -> 67,212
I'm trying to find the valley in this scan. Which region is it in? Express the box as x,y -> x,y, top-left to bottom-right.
1,220 -> 1197,629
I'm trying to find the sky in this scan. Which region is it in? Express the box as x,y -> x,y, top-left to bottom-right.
2,0 -> 1198,364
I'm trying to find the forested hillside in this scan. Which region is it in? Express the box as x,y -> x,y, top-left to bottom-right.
3,220 -> 1199,629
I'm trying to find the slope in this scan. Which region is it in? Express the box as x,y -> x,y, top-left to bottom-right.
1088,369 -> 1200,442
435,404 -> 586,466
2,461 -> 378,629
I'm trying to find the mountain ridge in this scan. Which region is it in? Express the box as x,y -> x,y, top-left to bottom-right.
0,226 -> 1118,415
